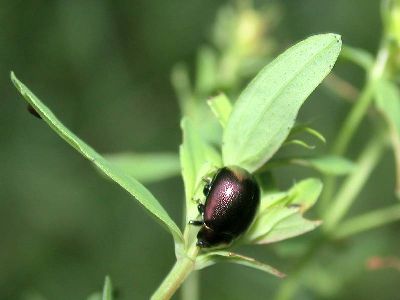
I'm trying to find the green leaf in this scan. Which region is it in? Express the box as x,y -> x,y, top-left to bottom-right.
260,155 -> 355,176
334,204 -> 400,239
260,178 -> 322,212
295,155 -> 355,175
375,79 -> 400,132
287,178 -> 323,212
11,72 -> 183,244
180,118 -> 222,223
243,178 -> 322,244
256,214 -> 321,244
171,63 -> 193,113
288,124 -> 326,144
102,276 -> 113,300
341,44 -> 374,70
103,152 -> 180,183
196,251 -> 286,278
207,93 -> 233,128
374,79 -> 400,198
243,206 -> 300,243
282,139 -> 316,150
222,34 -> 341,172
195,46 -> 218,95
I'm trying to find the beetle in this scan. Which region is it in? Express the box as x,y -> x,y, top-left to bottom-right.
189,166 -> 260,248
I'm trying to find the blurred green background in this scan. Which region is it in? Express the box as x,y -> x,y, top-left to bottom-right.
1,0 -> 399,299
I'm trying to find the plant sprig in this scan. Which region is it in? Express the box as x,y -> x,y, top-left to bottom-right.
12,32 -> 341,299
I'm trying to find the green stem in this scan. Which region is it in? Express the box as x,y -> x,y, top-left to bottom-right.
320,45 -> 389,213
334,204 -> 400,239
276,5 -> 394,300
323,131 -> 386,231
151,245 -> 199,300
181,271 -> 200,300
332,46 -> 388,156
332,83 -> 375,156
274,131 -> 386,300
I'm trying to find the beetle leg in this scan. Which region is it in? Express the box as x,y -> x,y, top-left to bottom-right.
191,197 -> 200,203
196,240 -> 208,247
197,204 -> 205,215
188,220 -> 204,226
202,182 -> 212,196
202,176 -> 213,184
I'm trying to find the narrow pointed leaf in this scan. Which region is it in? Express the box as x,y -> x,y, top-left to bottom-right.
195,46 -> 218,95
289,124 -> 326,144
375,79 -> 400,134
243,178 -> 322,244
287,178 -> 323,212
341,44 -> 374,70
104,152 -> 180,183
223,34 -> 341,172
256,214 -> 321,244
262,155 -> 355,176
207,93 -> 232,127
297,155 -> 355,175
171,63 -> 193,112
283,139 -> 316,150
334,204 -> 400,239
180,118 -> 222,223
102,276 -> 113,300
196,251 -> 285,278
11,72 -> 183,243
260,178 -> 322,212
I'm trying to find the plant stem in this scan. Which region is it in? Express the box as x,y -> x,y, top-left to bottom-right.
332,83 -> 375,156
320,44 -> 389,213
274,132 -> 385,300
333,203 -> 400,239
181,271 -> 200,300
323,131 -> 386,231
332,45 -> 388,156
151,244 -> 199,300
277,5 -> 394,300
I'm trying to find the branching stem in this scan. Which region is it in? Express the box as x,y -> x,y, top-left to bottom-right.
151,244 -> 199,300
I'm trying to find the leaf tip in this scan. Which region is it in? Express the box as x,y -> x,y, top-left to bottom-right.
332,33 -> 342,43
277,271 -> 287,279
102,275 -> 112,300
323,33 -> 342,46
314,220 -> 323,227
10,71 -> 18,85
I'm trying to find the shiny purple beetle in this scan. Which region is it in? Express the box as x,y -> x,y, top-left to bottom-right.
189,166 -> 260,248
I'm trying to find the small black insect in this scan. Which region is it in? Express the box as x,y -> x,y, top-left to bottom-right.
189,166 -> 260,248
